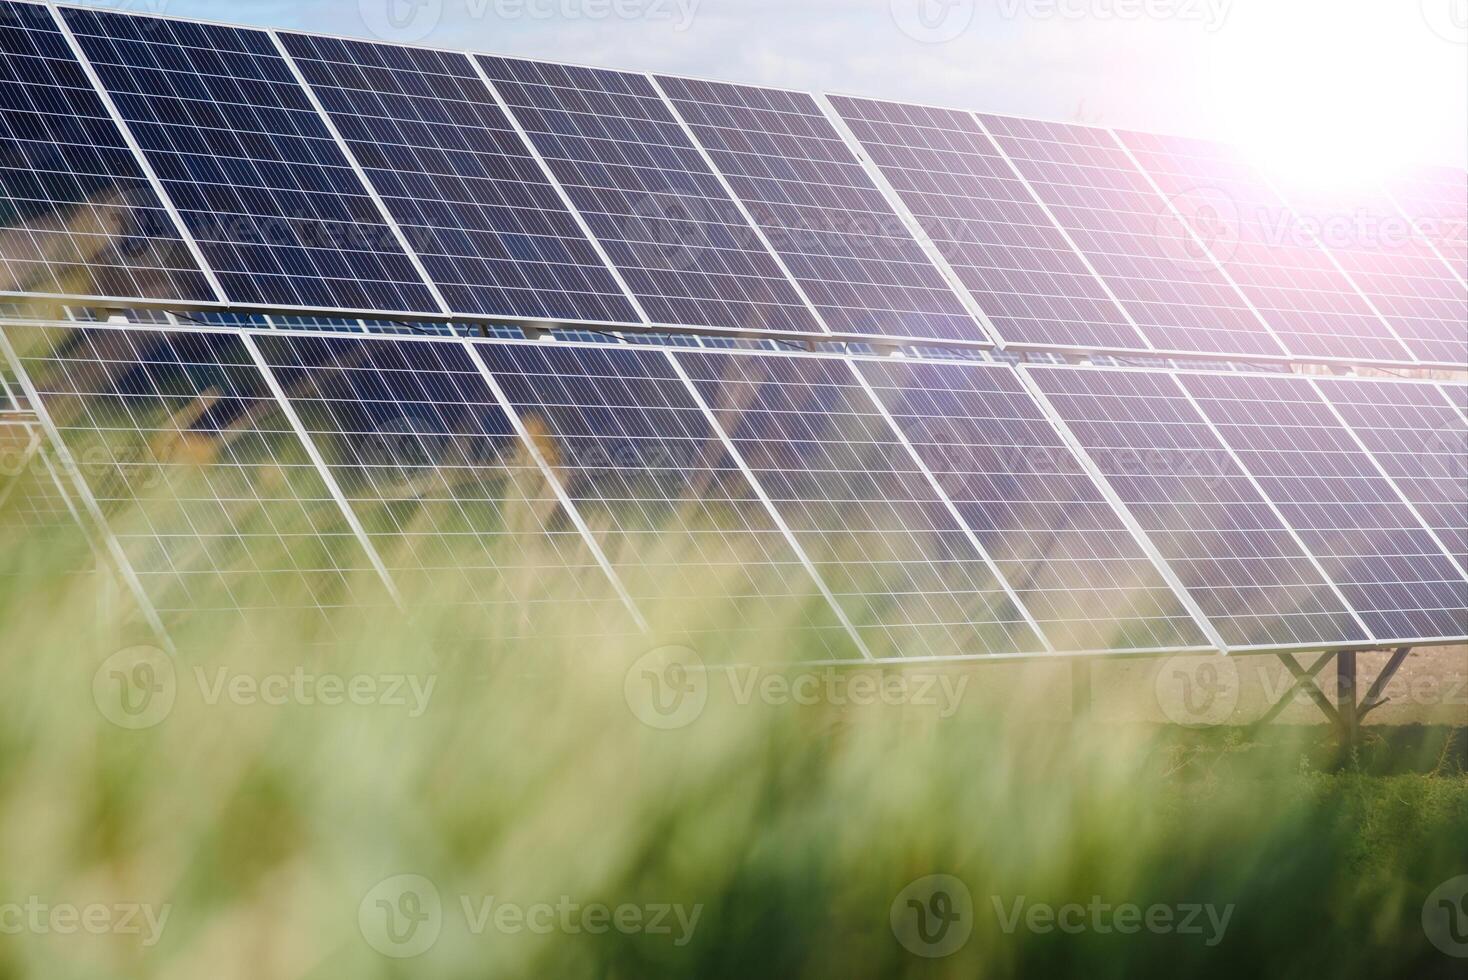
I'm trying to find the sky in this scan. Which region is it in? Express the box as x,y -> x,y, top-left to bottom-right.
64,0 -> 1468,177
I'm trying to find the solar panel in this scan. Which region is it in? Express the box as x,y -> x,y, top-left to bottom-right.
1,324 -> 391,629
471,341 -> 857,656
278,33 -> 644,327
61,7 -> 442,315
1273,181 -> 1468,366
980,114 -> 1288,360
654,78 -> 979,343
477,56 -> 824,336
0,418 -> 89,575
1386,165 -> 1468,274
0,0 -> 214,304
829,96 -> 1150,354
1177,371 -> 1467,641
1118,130 -> 1416,364
672,348 -> 1046,658
854,357 -> 1211,652
252,331 -> 641,639
1313,376 -> 1467,568
1025,365 -> 1367,649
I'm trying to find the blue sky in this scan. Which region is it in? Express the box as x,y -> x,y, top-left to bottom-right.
66,0 -> 1467,171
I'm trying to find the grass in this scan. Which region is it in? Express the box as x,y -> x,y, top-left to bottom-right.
0,360 -> 1465,979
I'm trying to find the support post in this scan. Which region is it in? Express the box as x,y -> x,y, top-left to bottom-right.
1337,649 -> 1359,746
1072,659 -> 1092,719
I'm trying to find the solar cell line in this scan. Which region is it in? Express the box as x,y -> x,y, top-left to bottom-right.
812,95 -> 1005,346
1439,384 -> 1468,426
1168,372 -> 1456,642
1004,364 -> 1229,651
237,330 -> 404,606
840,359 -> 1055,652
0,325 -> 172,647
659,346 -> 876,658
646,76 -> 835,337
1305,375 -> 1468,581
1023,364 -> 1372,649
463,54 -> 653,326
266,30 -> 451,317
460,337 -> 651,632
21,1 -> 225,302
963,111 -> 1157,354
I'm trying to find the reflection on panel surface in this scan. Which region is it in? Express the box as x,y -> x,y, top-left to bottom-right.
255,332 -> 638,639
857,358 -> 1209,652
474,342 -> 855,657
1028,365 -> 1367,649
675,349 -> 1045,659
5,325 -> 388,629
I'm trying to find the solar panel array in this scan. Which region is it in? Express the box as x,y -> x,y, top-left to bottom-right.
1,4 -> 1464,660
0,1 -> 1460,370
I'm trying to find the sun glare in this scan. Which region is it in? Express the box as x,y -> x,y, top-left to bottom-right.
1212,1 -> 1465,192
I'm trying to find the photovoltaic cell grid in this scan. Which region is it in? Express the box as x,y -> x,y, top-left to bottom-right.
1026,365 -> 1367,649
61,7 -> 440,315
1387,165 -> 1468,273
1314,376 -> 1467,568
855,358 -> 1208,652
980,115 -> 1287,359
472,342 -> 855,656
674,349 -> 1045,658
3,325 -> 389,628
829,96 -> 1148,353
655,77 -> 978,341
477,56 -> 823,336
279,33 -> 642,326
1178,372 -> 1467,641
1275,179 -> 1468,366
0,0 -> 212,303
253,332 -> 639,639
1119,131 -> 1414,364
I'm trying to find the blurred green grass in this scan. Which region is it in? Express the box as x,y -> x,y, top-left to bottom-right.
0,441 -> 1465,980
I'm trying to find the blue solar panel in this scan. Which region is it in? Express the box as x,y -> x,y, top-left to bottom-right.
278,33 -> 643,326
2,323 -> 391,628
655,78 -> 979,342
1314,376 -> 1467,568
980,114 -> 1288,360
253,332 -> 640,638
829,96 -> 1149,354
477,57 -> 823,336
1178,371 -> 1467,641
855,357 -> 1210,652
61,7 -> 441,315
673,348 -> 1046,658
0,0 -> 213,304
472,341 -> 856,656
1026,365 -> 1367,649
